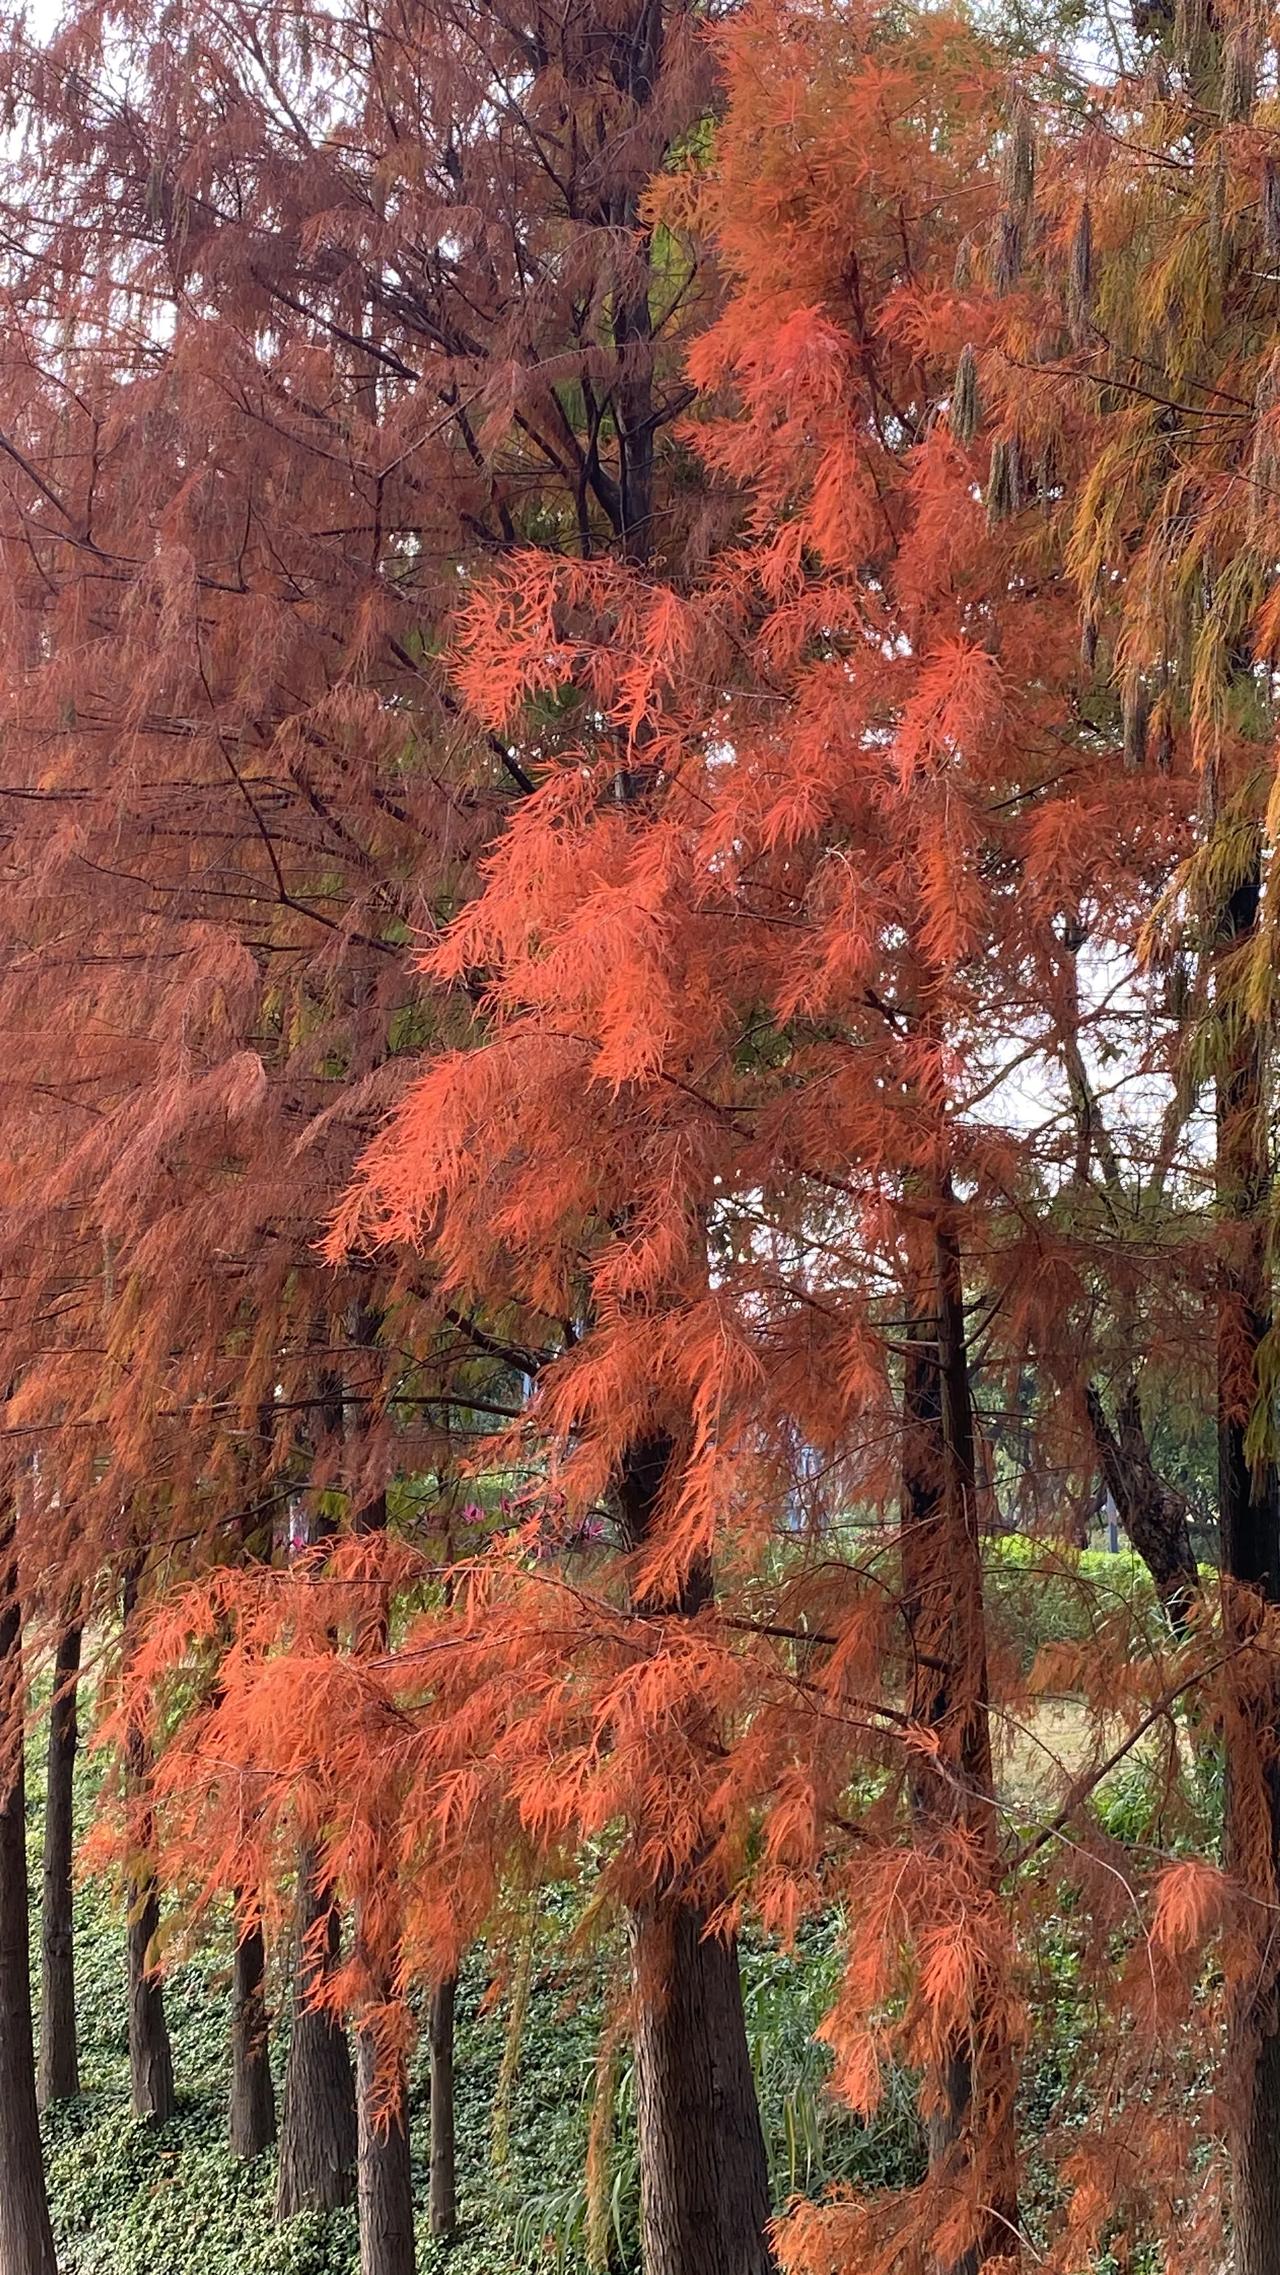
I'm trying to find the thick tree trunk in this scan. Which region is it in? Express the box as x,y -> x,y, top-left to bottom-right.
617,1434 -> 774,2275
0,1539 -> 58,2275
229,1902 -> 276,2158
1085,1384 -> 1198,1628
357,2023 -> 415,2275
37,1617 -> 81,2107
122,1565 -> 176,2126
428,1975 -> 458,2242
900,1205 -> 1019,2275
1234,2017 -> 1280,2275
1214,863 -> 1280,2275
630,1894 -> 773,2275
275,1849 -> 357,2217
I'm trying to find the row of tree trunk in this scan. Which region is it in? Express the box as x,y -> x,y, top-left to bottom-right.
10,1600 -> 460,2275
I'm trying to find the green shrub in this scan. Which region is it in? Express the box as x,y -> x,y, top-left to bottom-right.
984,1532 -> 1162,1670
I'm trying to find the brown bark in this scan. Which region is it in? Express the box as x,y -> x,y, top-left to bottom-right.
900,1206 -> 1019,2275
127,1879 -> 176,2123
122,1566 -> 176,2126
37,1617 -> 81,2107
357,2023 -> 415,2275
347,1311 -> 417,2275
617,1434 -> 775,2275
605,0 -> 661,566
0,1534 -> 58,2275
1214,863 -> 1280,2275
602,72 -> 770,2257
229,1902 -> 276,2158
1084,1383 -> 1199,1629
428,1975 -> 458,2243
275,1849 -> 357,2216
629,1894 -> 774,2275
228,1412 -> 279,2156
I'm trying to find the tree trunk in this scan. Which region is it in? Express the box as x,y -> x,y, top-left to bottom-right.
345,1315 -> 417,2275
127,1880 -> 176,2122
617,1434 -> 774,2275
1214,861 -> 1280,2275
1085,1383 -> 1199,1629
275,1848 -> 357,2217
122,1565 -> 176,2125
900,1205 -> 1019,2275
227,1412 -> 279,2156
0,1534 -> 58,2275
630,1894 -> 773,2275
428,1975 -> 458,2243
229,1901 -> 276,2158
357,2023 -> 415,2275
37,1617 -> 80,2107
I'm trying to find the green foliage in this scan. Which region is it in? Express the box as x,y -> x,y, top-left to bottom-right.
984,1532 -> 1161,1669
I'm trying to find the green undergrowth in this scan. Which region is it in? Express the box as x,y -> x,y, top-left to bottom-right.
29,1751 -> 920,2275
27,1538 -> 1216,2275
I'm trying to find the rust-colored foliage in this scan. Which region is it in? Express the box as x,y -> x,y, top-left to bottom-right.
5,2 -> 1280,2274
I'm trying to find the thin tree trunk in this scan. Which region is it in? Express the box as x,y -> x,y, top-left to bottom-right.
1214,860 -> 1280,2275
608,0 -> 662,567
428,1975 -> 458,2242
357,2023 -> 415,2275
900,1204 -> 1019,2275
276,1365 -> 358,2219
1058,919 -> 1200,1622
127,1879 -> 176,2123
275,1848 -> 357,2216
229,1901 -> 276,2158
122,1565 -> 175,2125
0,1527 -> 58,2275
1085,1383 -> 1198,1629
347,1301 -> 418,2275
225,1407 -> 279,2156
37,1616 -> 80,2107
618,1434 -> 774,2275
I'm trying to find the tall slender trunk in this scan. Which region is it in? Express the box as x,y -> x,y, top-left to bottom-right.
347,1305 -> 418,2275
357,2023 -> 415,2275
229,1902 -> 276,2158
618,1435 -> 774,2275
277,1369 -> 358,2218
0,1527 -> 58,2275
428,1975 -> 458,2242
275,1846 -> 357,2216
901,1204 -> 1018,2275
122,1565 -> 175,2125
606,0 -> 662,566
593,14 -> 772,2239
1214,861 -> 1280,2275
228,1416 -> 278,2158
37,1616 -> 81,2107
